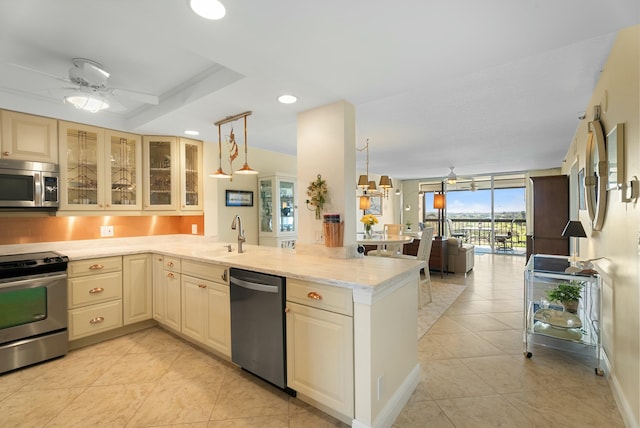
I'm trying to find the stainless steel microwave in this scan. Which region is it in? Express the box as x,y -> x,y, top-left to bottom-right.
0,159 -> 59,208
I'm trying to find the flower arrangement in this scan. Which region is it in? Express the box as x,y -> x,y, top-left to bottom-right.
306,174 -> 328,219
360,214 -> 378,237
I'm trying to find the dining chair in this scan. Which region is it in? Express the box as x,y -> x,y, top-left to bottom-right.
447,218 -> 467,241
371,223 -> 404,256
495,219 -> 515,252
393,227 -> 434,307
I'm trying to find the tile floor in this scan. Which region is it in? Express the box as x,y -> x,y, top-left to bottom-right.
0,254 -> 626,427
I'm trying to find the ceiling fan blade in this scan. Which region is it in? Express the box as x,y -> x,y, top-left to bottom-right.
103,95 -> 127,112
110,88 -> 159,105
7,63 -> 72,84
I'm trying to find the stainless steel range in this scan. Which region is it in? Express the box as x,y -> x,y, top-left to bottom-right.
0,251 -> 69,374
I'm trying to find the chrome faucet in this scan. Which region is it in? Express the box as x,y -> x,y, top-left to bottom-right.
231,214 -> 245,253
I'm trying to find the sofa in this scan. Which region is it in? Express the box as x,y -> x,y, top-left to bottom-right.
447,238 -> 475,275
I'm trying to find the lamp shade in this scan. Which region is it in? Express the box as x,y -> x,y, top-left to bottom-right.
357,175 -> 369,188
561,220 -> 587,238
379,175 -> 392,188
433,193 -> 445,209
359,196 -> 371,210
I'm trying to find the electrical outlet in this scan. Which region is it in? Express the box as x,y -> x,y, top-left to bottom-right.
315,231 -> 323,243
100,226 -> 114,237
191,224 -> 198,234
377,375 -> 384,400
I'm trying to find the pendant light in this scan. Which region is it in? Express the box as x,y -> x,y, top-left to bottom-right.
234,114 -> 258,175
209,122 -> 230,178
355,139 -> 393,198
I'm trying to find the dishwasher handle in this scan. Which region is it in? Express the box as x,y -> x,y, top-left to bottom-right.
230,276 -> 280,293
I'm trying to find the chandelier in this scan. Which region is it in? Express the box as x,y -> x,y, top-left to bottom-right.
356,139 -> 393,207
210,111 -> 258,179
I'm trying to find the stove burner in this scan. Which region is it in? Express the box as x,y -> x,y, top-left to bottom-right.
0,251 -> 68,279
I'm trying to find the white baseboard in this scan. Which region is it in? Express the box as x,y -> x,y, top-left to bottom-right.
603,352 -> 638,428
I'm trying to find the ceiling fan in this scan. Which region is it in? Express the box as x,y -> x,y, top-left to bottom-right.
10,58 -> 159,113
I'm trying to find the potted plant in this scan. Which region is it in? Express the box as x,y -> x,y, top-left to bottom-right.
405,221 -> 412,231
545,281 -> 583,313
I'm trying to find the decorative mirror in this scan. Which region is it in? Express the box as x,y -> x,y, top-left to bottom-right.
585,120 -> 607,230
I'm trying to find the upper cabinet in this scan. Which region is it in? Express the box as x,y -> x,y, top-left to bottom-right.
142,136 -> 179,211
179,138 -> 203,212
259,173 -> 297,248
142,136 -> 203,213
59,121 -> 142,211
1,110 -> 58,163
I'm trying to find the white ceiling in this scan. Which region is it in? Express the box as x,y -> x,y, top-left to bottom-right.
0,0 -> 638,180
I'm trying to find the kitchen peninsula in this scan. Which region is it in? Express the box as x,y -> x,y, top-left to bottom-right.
0,235 -> 423,428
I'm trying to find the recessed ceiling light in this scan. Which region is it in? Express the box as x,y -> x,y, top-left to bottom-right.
189,0 -> 226,20
278,94 -> 297,104
184,130 -> 200,136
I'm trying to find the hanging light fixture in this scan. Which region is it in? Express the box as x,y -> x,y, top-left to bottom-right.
355,139 -> 392,199
234,114 -> 258,175
211,111 -> 257,178
64,90 -> 109,113
189,0 -> 226,20
447,166 -> 457,185
209,121 -> 231,178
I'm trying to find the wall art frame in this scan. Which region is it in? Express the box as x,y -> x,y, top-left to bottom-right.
225,190 -> 254,207
578,168 -> 586,210
606,123 -> 624,191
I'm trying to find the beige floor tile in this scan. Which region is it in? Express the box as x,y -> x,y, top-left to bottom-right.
206,415 -> 289,427
460,354 -> 559,394
393,400 -> 455,428
0,387 -> 84,428
160,347 -> 232,385
209,370 -> 290,420
504,386 -> 626,428
476,329 -> 524,354
417,335 -> 456,361
127,378 -> 222,426
426,316 -> 471,335
447,313 -> 513,332
486,311 -> 523,329
70,328 -> 152,357
420,359 -> 497,399
18,353 -> 120,391
289,407 -> 350,427
46,383 -> 155,427
93,351 -> 179,386
428,332 -> 503,358
127,327 -> 194,354
444,299 -> 495,315
436,395 -> 531,428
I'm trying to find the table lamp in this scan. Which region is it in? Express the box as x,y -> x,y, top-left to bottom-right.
561,220 -> 587,266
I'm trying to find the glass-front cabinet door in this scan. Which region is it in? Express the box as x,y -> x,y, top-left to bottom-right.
179,138 -> 202,211
143,136 -> 178,210
59,121 -> 104,210
107,131 -> 141,210
259,173 -> 297,248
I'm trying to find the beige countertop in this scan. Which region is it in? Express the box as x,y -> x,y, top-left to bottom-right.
0,235 -> 424,292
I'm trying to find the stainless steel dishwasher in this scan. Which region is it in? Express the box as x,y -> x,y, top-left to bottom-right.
229,268 -> 291,392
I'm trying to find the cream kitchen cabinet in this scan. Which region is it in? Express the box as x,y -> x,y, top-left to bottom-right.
181,259 -> 230,357
0,110 -> 58,163
155,255 -> 182,332
142,136 -> 179,211
122,254 -> 152,325
286,278 -> 354,419
67,256 -> 123,340
152,254 -> 165,322
259,173 -> 297,248
59,121 -> 142,211
179,138 -> 203,212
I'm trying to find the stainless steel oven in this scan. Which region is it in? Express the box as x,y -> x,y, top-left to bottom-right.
0,251 -> 69,374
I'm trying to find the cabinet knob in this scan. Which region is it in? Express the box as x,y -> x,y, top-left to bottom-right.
221,270 -> 228,282
2,151 -> 9,156
89,264 -> 104,270
89,317 -> 105,324
198,284 -> 206,289
307,291 -> 322,300
167,272 -> 175,279
167,261 -> 174,267
89,287 -> 104,294
284,307 -> 290,313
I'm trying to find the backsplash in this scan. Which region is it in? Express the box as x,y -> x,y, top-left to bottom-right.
0,215 -> 204,245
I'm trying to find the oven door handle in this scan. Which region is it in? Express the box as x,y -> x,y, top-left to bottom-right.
0,272 -> 67,290
230,277 -> 279,293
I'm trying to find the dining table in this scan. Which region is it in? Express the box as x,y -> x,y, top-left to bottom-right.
356,234 -> 414,257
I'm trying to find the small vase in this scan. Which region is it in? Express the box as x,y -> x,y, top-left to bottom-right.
365,226 -> 373,239
562,300 -> 579,314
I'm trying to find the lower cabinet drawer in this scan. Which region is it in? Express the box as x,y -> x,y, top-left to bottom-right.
68,300 -> 123,340
68,271 -> 122,308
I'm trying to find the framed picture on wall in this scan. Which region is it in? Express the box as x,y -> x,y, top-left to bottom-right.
578,168 -> 586,210
225,190 -> 253,207
365,195 -> 383,216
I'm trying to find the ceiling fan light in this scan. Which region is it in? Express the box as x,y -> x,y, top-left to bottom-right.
64,94 -> 109,113
189,0 -> 226,20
